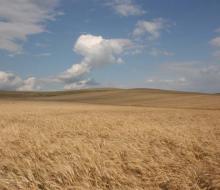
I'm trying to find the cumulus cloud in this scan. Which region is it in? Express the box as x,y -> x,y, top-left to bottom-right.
17,77 -> 40,91
145,61 -> 220,92
0,34 -> 132,91
0,0 -> 60,53
106,0 -> 145,16
0,71 -> 23,90
58,34 -> 132,89
0,71 -> 39,91
133,18 -> 171,40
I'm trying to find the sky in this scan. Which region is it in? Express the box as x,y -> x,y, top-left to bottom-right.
0,0 -> 220,92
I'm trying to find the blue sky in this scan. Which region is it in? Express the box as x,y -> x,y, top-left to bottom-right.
0,0 -> 220,92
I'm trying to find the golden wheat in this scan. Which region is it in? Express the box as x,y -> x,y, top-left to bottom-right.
0,100 -> 219,190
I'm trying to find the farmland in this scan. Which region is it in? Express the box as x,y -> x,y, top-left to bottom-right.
0,89 -> 219,189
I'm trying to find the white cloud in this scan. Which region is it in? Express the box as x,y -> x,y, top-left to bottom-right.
59,63 -> 90,84
107,0 -> 145,16
17,77 -> 40,91
0,71 -> 39,91
145,61 -> 220,92
0,34 -> 132,91
0,71 -> 23,90
0,0 -> 60,53
210,37 -> 220,47
133,18 -> 171,40
58,34 -> 132,89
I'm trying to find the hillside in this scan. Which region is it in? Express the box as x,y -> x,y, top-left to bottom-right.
0,88 -> 220,109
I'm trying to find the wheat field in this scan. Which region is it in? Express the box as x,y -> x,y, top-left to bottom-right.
0,90 -> 220,189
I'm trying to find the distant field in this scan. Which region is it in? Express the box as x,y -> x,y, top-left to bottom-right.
0,89 -> 220,189
0,88 -> 220,109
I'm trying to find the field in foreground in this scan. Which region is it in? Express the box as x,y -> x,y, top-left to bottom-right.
0,99 -> 219,190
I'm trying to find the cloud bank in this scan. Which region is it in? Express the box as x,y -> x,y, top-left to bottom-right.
0,34 -> 132,91
145,61 -> 220,92
0,71 -> 39,91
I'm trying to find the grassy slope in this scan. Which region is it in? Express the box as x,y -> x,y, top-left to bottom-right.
0,88 -> 220,109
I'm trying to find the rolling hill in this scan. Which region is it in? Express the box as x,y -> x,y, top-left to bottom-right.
0,88 -> 220,109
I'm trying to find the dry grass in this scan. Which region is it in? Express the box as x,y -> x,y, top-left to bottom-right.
0,100 -> 220,190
